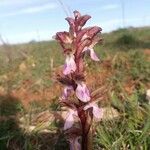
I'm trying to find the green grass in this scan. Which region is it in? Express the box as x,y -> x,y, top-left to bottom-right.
94,97 -> 150,150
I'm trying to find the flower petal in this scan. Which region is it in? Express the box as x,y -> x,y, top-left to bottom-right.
64,109 -> 78,130
63,54 -> 76,75
65,17 -> 75,33
89,48 -> 100,61
83,47 -> 100,61
83,103 -> 92,110
64,113 -> 74,130
62,86 -> 73,100
77,15 -> 91,30
76,82 -> 90,102
92,104 -> 103,119
56,32 -> 72,44
84,103 -> 103,119
87,26 -> 102,38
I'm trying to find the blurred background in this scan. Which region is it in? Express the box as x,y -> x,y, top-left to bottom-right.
0,0 -> 150,150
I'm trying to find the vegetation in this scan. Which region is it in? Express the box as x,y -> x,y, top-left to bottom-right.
0,26 -> 150,149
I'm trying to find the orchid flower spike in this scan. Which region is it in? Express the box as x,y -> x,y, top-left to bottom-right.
64,108 -> 78,130
75,82 -> 91,102
84,102 -> 103,119
63,54 -> 76,75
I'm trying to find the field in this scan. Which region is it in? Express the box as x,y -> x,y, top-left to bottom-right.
0,26 -> 150,150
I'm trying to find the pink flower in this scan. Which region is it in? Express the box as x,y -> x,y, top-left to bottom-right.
64,109 -> 78,130
69,136 -> 81,150
84,102 -> 103,119
75,82 -> 91,102
84,47 -> 100,61
61,86 -> 73,100
63,54 -> 76,75
83,36 -> 101,61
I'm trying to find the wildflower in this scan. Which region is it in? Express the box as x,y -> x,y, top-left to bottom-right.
63,54 -> 76,75
83,46 -> 100,61
64,108 -> 78,130
83,36 -> 101,61
75,82 -> 91,102
84,102 -> 103,119
61,86 -> 73,100
55,10 -> 102,149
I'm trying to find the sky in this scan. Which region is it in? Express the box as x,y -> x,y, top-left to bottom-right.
0,0 -> 150,44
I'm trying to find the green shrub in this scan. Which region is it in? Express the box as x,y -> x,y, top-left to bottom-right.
115,33 -> 138,50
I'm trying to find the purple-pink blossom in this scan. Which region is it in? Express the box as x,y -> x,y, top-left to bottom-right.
64,108 -> 78,130
63,54 -> 77,75
84,102 -> 103,119
83,47 -> 100,61
75,82 -> 91,102
61,86 -> 73,100
55,10 -> 102,149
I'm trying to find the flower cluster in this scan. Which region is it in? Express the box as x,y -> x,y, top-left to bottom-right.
55,10 -> 103,149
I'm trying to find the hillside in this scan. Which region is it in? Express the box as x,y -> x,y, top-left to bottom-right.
0,26 -> 150,149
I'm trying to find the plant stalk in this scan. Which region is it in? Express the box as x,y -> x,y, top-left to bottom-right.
81,113 -> 93,150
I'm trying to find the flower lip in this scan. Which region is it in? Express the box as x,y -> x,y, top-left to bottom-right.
75,82 -> 91,102
63,54 -> 77,75
84,102 -> 103,119
61,86 -> 73,100
64,108 -> 78,130
83,47 -> 100,61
